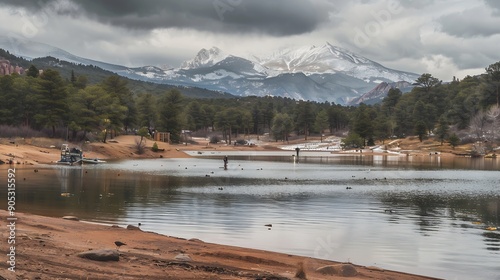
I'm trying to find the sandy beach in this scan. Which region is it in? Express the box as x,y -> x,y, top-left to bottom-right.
0,135 -> 463,279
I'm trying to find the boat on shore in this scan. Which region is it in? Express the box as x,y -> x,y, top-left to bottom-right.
56,144 -> 106,165
56,144 -> 82,165
81,158 -> 106,164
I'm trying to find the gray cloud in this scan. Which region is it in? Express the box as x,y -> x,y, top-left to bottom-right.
438,7 -> 500,37
398,0 -> 436,9
484,0 -> 500,12
0,0 -> 498,81
0,0 -> 327,36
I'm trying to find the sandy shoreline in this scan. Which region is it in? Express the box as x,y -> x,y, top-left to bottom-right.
0,135 -> 466,166
0,210 -> 440,280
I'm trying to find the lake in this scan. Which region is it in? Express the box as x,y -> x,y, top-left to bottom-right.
1,153 -> 499,279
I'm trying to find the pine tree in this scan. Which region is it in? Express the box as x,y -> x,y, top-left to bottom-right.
26,65 -> 39,78
33,69 -> 68,137
414,121 -> 427,142
158,89 -> 183,143
435,116 -> 449,145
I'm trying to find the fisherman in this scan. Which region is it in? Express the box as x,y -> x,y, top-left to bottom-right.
223,156 -> 228,170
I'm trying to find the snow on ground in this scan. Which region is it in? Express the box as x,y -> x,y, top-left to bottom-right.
280,136 -> 342,151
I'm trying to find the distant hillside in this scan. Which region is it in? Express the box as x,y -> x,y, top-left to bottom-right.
0,36 -> 420,105
0,48 -> 234,99
347,81 -> 414,105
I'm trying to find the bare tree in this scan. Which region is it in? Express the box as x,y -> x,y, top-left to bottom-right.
135,137 -> 146,154
486,104 -> 500,142
469,111 -> 488,140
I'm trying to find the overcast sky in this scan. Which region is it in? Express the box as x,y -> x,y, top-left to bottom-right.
0,0 -> 499,81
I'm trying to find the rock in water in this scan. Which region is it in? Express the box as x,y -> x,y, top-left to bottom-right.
338,264 -> 358,277
77,249 -> 119,261
316,264 -> 358,277
62,216 -> 79,221
316,265 -> 337,275
126,225 -> 141,231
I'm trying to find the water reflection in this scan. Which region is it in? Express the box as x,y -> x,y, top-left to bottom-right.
1,157 -> 499,279
197,152 -> 500,171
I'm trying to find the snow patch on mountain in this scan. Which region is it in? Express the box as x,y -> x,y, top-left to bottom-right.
181,47 -> 228,69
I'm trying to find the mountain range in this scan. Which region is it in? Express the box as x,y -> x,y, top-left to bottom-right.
0,36 -> 420,105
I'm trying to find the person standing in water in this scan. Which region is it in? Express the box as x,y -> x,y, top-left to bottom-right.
223,156 -> 228,170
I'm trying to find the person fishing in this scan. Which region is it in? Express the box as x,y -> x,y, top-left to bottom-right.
223,155 -> 228,170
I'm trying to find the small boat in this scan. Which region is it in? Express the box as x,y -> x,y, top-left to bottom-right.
81,158 -> 106,164
57,144 -> 83,165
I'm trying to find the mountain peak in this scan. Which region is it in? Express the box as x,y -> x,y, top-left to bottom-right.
258,42 -> 376,74
181,47 -> 227,69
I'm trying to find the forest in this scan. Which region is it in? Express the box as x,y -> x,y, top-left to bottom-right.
0,59 -> 499,153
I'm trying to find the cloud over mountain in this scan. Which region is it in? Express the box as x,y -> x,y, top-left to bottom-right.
0,0 -> 327,36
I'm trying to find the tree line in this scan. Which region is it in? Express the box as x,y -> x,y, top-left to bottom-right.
0,61 -> 499,149
344,62 -> 500,150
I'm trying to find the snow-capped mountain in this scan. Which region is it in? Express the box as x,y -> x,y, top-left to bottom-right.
347,81 -> 414,105
150,43 -> 418,104
257,43 -> 415,82
0,36 -> 419,104
181,47 -> 228,69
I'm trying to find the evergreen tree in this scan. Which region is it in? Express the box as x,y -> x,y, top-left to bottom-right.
448,133 -> 460,149
415,73 -> 441,93
68,84 -> 126,141
101,75 -> 136,133
373,114 -> 391,143
382,88 -> 402,117
435,116 -> 449,145
33,69 -> 68,137
201,104 -> 216,131
314,109 -> 329,142
70,70 -> 77,85
136,93 -> 157,128
414,121 -> 427,142
341,132 -> 365,149
158,89 -> 183,143
26,65 -> 39,78
352,104 -> 374,146
483,62 -> 500,107
0,75 -> 17,124
295,101 -> 315,140
271,113 -> 293,142
214,108 -> 241,144
186,100 -> 205,131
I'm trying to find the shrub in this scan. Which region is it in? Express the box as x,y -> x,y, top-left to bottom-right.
448,133 -> 460,149
341,132 -> 364,149
209,135 -> 220,144
135,137 -> 146,154
234,139 -> 247,145
152,142 -> 159,152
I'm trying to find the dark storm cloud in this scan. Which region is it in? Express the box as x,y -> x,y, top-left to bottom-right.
0,0 -> 327,36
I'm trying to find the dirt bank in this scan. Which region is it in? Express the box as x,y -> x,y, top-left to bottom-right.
0,210 -> 439,280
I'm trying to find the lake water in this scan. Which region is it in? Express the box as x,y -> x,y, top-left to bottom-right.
1,153 -> 499,280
